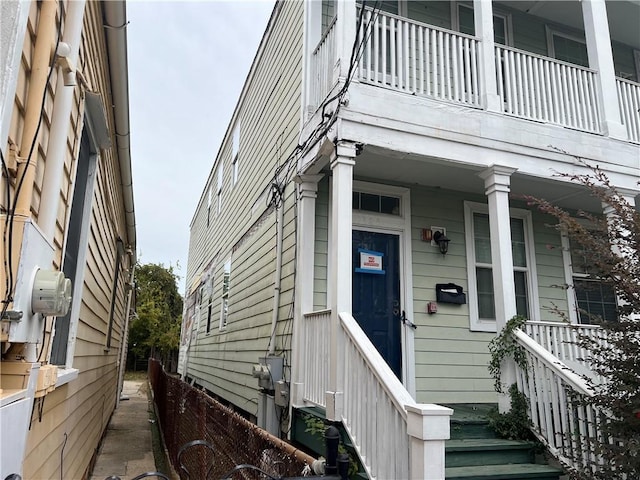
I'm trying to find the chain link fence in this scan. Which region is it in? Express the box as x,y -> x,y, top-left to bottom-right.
148,359 -> 315,479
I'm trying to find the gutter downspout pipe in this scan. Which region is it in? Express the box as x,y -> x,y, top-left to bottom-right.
116,263 -> 135,408
39,0 -> 87,242
267,200 -> 284,355
102,1 -> 136,258
14,0 -> 58,218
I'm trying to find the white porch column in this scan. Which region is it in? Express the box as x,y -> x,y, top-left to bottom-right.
326,141 -> 356,421
479,165 -> 517,413
474,0 -> 501,112
290,174 -> 323,407
335,0 -> 357,80
582,0 -> 627,139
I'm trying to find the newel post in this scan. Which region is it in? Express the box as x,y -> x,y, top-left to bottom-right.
406,404 -> 453,480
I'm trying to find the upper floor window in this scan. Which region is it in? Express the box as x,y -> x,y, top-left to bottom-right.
547,28 -> 589,67
207,187 -> 212,227
454,3 -> 512,46
464,202 -> 537,332
232,123 -> 240,187
219,259 -> 231,330
216,164 -> 224,214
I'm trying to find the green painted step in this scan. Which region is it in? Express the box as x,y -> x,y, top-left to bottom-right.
446,438 -> 535,467
445,463 -> 564,480
449,404 -> 498,440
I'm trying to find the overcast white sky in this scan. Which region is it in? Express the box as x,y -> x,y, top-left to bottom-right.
127,1 -> 275,292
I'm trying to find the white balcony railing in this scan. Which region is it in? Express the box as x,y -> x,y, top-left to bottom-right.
514,329 -> 602,473
310,17 -> 337,110
358,7 -> 482,107
309,11 -> 640,143
496,46 -> 601,132
616,77 -> 640,143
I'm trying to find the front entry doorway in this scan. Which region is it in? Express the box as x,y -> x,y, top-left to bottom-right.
352,229 -> 402,379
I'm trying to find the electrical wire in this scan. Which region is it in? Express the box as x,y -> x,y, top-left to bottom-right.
2,1 -> 64,319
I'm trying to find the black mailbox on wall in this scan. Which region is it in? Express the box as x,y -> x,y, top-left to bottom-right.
436,283 -> 467,305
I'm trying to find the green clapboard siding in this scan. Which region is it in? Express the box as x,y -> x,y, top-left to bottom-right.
184,1 -> 304,416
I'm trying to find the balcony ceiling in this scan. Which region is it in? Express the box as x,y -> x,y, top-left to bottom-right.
353,145 -> 607,213
498,0 -> 640,50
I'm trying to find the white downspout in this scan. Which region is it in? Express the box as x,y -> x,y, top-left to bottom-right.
39,0 -> 87,242
116,262 -> 135,408
267,200 -> 284,355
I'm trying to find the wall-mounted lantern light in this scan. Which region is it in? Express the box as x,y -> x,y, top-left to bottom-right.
433,230 -> 450,255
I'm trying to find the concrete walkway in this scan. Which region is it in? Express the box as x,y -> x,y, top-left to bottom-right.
89,380 -> 158,480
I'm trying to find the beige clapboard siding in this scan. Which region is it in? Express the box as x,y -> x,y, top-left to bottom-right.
22,1 -> 131,478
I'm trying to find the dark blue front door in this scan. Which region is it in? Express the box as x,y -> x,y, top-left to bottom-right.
352,230 -> 402,379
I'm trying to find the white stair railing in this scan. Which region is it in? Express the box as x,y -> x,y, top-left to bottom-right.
338,312 -> 451,480
301,310 -> 331,407
523,320 -> 606,370
495,45 -> 601,133
514,328 -> 604,474
616,76 -> 640,143
298,310 -> 452,480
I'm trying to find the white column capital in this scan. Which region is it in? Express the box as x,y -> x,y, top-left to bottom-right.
330,140 -> 358,167
478,165 -> 517,194
294,174 -> 324,199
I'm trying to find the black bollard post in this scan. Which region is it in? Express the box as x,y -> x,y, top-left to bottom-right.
324,426 -> 340,475
337,452 -> 350,480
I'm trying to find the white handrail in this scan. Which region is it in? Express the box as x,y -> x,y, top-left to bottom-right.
513,327 -> 603,473
299,310 -> 451,479
514,329 -> 594,396
340,312 -> 416,414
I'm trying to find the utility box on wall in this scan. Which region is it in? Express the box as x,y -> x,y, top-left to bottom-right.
6,219 -> 55,343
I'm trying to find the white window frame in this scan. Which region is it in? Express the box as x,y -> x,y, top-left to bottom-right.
546,26 -> 587,64
216,163 -> 224,214
232,123 -> 240,187
560,226 -> 618,325
464,202 -> 540,332
219,258 -> 231,331
451,2 -> 513,46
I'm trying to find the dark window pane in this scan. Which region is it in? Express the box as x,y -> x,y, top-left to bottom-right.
477,267 -> 495,319
380,195 -> 400,215
360,193 -> 379,212
353,191 -> 360,210
574,279 -> 617,324
494,16 -> 507,45
514,271 -> 529,318
553,34 -> 589,67
458,5 -> 475,35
